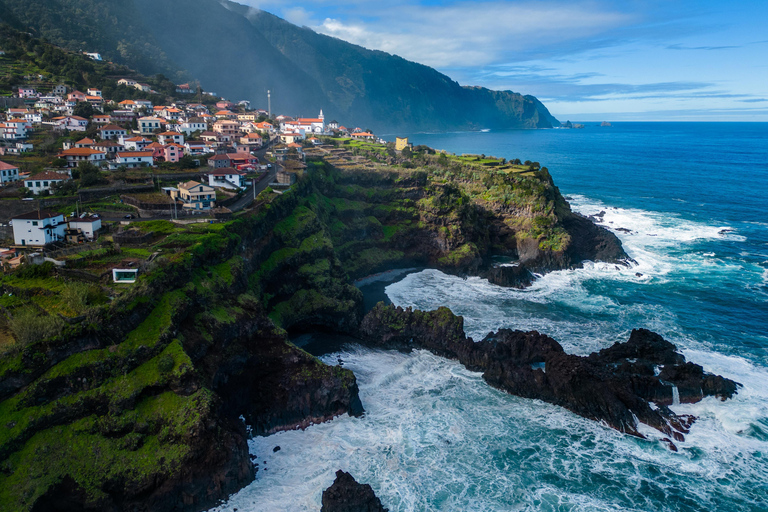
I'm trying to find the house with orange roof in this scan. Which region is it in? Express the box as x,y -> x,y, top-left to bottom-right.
157,131 -> 184,146
351,132 -> 376,141
58,147 -> 106,167
0,161 -> 20,185
239,132 -> 263,148
121,136 -> 151,151
160,107 -> 183,121
74,137 -> 95,148
52,115 -> 88,132
23,170 -> 71,195
279,131 -> 303,144
92,114 -> 111,124
215,110 -> 237,120
176,83 -> 194,94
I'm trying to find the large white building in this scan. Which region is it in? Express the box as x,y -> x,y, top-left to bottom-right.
24,171 -> 71,195
0,161 -> 20,185
12,211 -> 66,246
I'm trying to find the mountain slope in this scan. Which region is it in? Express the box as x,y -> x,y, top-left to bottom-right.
0,0 -> 559,132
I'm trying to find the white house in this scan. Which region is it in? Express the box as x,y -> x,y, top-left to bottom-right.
115,151 -> 154,168
1,119 -> 32,140
86,88 -> 102,97
99,124 -> 127,140
121,136 -> 151,151
84,52 -> 102,61
117,78 -> 137,87
24,171 -> 71,195
68,215 -> 102,240
12,211 -> 66,246
0,161 -> 20,185
53,84 -> 68,95
176,120 -> 208,136
18,87 -> 37,98
157,131 -> 184,146
207,168 -> 247,190
138,117 -> 163,135
184,141 -> 209,156
52,115 -> 88,132
58,147 -> 106,168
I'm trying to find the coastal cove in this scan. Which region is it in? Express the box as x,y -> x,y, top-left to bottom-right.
212,123 -> 768,511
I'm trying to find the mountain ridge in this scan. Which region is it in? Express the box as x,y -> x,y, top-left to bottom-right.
0,0 -> 559,132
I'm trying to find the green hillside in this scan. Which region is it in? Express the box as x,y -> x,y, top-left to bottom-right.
0,0 -> 559,132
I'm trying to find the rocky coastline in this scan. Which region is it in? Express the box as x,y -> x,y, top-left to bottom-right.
358,303 -> 739,449
0,152 -> 731,511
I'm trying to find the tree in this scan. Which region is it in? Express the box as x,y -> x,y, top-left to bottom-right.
78,161 -> 102,187
401,146 -> 413,159
72,101 -> 93,119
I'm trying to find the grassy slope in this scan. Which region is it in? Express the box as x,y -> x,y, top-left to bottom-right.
0,142 -> 576,509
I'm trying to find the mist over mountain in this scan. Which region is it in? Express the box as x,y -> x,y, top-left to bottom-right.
0,0 -> 559,132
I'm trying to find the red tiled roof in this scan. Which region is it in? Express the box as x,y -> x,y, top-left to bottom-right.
100,124 -> 126,131
117,151 -> 154,158
59,148 -> 105,156
0,161 -> 18,171
26,171 -> 70,181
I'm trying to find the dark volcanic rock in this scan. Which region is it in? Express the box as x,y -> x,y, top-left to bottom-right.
481,264 -> 534,289
321,470 -> 388,512
359,304 -> 740,442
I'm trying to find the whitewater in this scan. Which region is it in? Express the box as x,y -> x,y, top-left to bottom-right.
210,123 -> 768,511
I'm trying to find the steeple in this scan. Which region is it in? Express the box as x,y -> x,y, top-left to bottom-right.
319,109 -> 324,121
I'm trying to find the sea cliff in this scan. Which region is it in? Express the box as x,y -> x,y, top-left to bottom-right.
0,142 -> 651,510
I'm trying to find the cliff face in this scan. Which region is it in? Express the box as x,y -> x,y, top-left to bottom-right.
0,149 -> 627,510
0,0 -> 559,132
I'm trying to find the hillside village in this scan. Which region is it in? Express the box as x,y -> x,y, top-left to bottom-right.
0,43 -> 391,276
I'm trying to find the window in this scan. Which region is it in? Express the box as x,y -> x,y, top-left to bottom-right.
32,221 -> 38,226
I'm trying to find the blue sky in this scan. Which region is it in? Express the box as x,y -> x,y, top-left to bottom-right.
239,0 -> 768,121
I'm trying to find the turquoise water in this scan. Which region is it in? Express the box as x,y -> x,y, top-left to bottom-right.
211,123 -> 768,511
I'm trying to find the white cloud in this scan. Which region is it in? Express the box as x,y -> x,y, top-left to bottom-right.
313,1 -> 635,68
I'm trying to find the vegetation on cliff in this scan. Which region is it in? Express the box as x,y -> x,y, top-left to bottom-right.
0,139 -> 624,510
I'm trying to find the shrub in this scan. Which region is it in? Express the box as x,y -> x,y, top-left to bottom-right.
8,308 -> 65,345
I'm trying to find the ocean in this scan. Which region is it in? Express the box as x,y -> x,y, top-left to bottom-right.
211,123 -> 768,511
